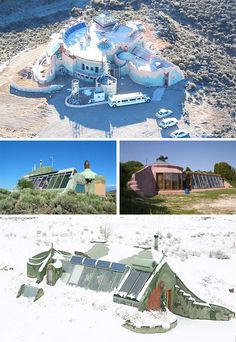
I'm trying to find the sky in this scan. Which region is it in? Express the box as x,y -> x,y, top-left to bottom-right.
120,141 -> 236,171
0,141 -> 116,190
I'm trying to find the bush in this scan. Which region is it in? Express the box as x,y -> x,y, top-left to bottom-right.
0,188 -> 116,214
209,250 -> 230,259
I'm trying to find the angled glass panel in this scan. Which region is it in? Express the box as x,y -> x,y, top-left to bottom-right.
68,265 -> 84,285
214,176 -> 218,188
99,270 -> 118,292
78,267 -> 95,288
191,174 -> 196,189
88,268 -> 106,291
47,175 -> 58,189
211,176 -> 216,187
208,175 -> 214,188
110,272 -> 125,291
53,175 -> 64,189
60,173 -> 71,188
196,174 -> 201,188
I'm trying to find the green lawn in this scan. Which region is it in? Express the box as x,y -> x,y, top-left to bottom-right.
120,188 -> 236,215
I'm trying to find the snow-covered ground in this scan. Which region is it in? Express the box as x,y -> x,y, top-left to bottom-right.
0,216 -> 235,341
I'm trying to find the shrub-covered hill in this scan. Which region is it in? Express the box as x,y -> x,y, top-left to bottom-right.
154,0 -> 236,49
149,0 -> 236,121
0,188 -> 116,215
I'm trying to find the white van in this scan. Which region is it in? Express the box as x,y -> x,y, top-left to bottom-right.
108,92 -> 150,107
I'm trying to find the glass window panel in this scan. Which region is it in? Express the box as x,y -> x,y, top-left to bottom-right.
191,175 -> 196,189
203,175 -> 210,188
53,175 -> 64,189
156,173 -> 164,190
47,175 -> 58,189
69,265 -> 84,285
208,175 -> 214,188
196,174 -> 201,188
213,176 -> 218,187
78,267 -> 95,289
215,176 -> 220,187
178,174 -> 183,189
88,268 -> 106,291
164,174 -> 172,190
60,173 -> 71,188
99,270 -> 117,292
110,272 -> 124,291
172,174 -> 178,190
211,176 -> 216,187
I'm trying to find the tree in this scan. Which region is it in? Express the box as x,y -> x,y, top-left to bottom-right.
214,162 -> 235,182
185,166 -> 192,172
17,178 -> 34,190
120,161 -> 144,188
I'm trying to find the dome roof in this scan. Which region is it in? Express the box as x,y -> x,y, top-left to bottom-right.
97,39 -> 112,51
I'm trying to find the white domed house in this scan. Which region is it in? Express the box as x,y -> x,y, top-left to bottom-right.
33,12 -> 184,88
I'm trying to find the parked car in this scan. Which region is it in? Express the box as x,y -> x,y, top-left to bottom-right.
159,117 -> 178,129
155,108 -> 173,119
170,129 -> 190,138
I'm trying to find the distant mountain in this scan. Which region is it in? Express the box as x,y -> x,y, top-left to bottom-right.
106,185 -> 116,192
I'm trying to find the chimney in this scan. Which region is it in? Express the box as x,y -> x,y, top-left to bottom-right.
154,234 -> 159,251
84,160 -> 90,169
40,160 -> 43,168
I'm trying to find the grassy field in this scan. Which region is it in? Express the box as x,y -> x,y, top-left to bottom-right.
120,188 -> 236,215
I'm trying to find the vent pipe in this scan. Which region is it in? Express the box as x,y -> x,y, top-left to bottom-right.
154,234 -> 159,251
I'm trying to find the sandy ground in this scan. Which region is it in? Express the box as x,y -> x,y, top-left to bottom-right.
0,216 -> 235,342
191,195 -> 236,214
185,99 -> 236,138
161,192 -> 236,215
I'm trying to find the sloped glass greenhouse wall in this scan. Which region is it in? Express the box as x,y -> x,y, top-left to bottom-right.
192,174 -> 224,189
29,171 -> 73,190
64,257 -> 127,292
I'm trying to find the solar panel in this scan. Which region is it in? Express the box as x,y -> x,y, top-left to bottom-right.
83,258 -> 97,267
110,262 -> 126,273
127,271 -> 151,299
70,255 -> 83,265
118,269 -> 140,295
96,260 -> 110,270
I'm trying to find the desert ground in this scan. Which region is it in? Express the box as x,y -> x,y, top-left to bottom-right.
0,216 -> 235,342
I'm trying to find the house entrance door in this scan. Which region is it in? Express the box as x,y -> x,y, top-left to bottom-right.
166,289 -> 172,310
